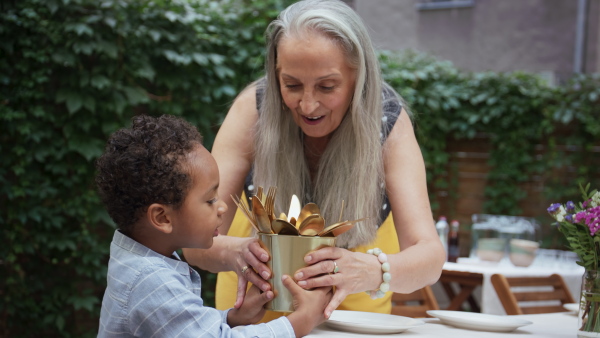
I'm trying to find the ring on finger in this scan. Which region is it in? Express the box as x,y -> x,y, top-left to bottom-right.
241,265 -> 250,274
332,260 -> 340,274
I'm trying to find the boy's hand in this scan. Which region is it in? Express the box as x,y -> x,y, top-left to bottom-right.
227,284 -> 273,327
283,275 -> 333,337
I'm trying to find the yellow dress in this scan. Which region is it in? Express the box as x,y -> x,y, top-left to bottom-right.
215,192 -> 400,322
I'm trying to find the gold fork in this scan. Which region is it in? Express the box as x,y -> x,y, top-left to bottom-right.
265,186 -> 277,220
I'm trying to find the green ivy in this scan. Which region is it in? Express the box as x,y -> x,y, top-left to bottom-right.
0,0 -> 290,336
380,50 -> 600,218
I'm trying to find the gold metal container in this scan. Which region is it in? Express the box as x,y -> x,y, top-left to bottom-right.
258,233 -> 336,312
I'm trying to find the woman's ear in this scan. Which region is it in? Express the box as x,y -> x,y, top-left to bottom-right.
147,203 -> 173,234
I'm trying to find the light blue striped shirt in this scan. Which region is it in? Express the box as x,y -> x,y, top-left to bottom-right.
98,230 -> 294,337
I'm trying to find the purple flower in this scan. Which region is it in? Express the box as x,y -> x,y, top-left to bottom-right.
573,206 -> 600,236
566,201 -> 576,212
547,203 -> 561,214
575,211 -> 587,223
589,217 -> 600,236
584,200 -> 590,208
565,214 -> 574,223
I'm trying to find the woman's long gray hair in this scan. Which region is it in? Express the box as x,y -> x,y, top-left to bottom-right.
253,0 -> 386,248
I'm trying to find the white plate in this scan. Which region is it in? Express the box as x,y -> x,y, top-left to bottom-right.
426,310 -> 532,332
325,310 -> 425,334
564,303 -> 579,314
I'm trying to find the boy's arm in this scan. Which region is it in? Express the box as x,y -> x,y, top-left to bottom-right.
125,266 -> 294,338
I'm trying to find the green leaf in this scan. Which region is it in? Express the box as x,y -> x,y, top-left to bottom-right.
148,30 -> 161,42
66,93 -> 83,115
83,95 -> 96,112
192,53 -> 208,65
51,50 -> 76,66
103,17 -> 117,28
134,64 -> 156,81
67,137 -> 104,161
163,50 -> 192,65
90,75 -> 111,89
65,23 -> 94,36
122,86 -> 149,105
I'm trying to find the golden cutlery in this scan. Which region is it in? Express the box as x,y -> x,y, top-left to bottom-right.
298,214 -> 325,236
271,219 -> 300,236
230,194 -> 260,233
296,202 -> 321,225
252,196 -> 274,234
318,218 -> 366,237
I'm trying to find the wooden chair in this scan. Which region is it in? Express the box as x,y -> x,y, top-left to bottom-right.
490,273 -> 575,315
391,285 -> 440,318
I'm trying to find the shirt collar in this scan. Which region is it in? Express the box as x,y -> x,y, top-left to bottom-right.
111,230 -> 191,276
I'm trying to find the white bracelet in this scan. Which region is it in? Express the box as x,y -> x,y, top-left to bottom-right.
365,248 -> 391,299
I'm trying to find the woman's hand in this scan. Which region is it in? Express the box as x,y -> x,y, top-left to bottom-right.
292,246 -> 380,317
231,237 -> 273,308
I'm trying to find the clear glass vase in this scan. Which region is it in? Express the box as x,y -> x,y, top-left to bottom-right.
579,270 -> 600,337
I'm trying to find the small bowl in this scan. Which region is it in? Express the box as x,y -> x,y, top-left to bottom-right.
509,239 -> 539,267
477,238 -> 506,262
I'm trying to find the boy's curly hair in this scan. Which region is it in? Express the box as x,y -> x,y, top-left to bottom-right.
95,115 -> 203,233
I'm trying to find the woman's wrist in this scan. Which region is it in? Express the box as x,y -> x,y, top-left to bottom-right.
365,248 -> 392,299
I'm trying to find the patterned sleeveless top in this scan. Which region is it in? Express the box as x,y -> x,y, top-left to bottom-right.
244,79 -> 402,227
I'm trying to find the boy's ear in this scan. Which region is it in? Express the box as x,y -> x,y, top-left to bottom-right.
147,203 -> 174,234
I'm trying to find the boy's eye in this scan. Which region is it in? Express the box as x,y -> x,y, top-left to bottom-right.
208,198 -> 218,204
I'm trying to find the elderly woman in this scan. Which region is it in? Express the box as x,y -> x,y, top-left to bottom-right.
183,0 -> 445,320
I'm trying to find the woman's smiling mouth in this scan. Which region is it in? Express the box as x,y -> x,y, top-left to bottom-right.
303,115 -> 324,125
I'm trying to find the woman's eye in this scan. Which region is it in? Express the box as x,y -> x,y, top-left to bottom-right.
320,86 -> 334,91
285,84 -> 300,89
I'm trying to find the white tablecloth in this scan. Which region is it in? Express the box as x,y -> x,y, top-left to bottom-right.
307,312 -> 578,337
443,258 -> 584,315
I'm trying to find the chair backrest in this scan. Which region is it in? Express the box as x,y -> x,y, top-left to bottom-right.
490,273 -> 575,315
391,285 -> 440,318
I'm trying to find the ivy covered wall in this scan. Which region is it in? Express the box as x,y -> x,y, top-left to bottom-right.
0,0 -> 291,336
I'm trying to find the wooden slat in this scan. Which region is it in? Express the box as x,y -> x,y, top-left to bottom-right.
391,286 -> 440,318
514,290 -> 568,302
521,306 -> 568,314
505,275 -> 563,287
393,290 -> 425,303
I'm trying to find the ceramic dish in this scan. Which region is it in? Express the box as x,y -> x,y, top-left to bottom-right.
564,303 -> 579,314
427,310 -> 532,332
325,310 -> 425,334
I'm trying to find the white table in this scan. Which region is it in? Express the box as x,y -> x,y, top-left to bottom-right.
440,259 -> 584,315
307,312 -> 578,337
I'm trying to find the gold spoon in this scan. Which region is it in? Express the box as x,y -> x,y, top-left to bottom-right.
271,218 -> 300,236
296,202 -> 321,225
318,217 -> 367,237
298,214 -> 325,236
319,222 -> 353,237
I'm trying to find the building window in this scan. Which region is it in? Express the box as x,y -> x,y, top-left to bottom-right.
416,0 -> 475,11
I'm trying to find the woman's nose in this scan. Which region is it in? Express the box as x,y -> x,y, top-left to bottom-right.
299,92 -> 319,113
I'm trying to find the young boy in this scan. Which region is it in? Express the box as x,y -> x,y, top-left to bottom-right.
96,115 -> 332,337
